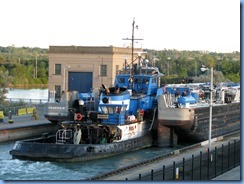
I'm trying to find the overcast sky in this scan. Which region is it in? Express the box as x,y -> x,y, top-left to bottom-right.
0,0 -> 240,52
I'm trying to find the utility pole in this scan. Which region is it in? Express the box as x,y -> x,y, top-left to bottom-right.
35,55 -> 38,78
200,65 -> 213,154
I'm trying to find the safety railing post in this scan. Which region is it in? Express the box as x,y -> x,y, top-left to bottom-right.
200,151 -> 202,180
221,144 -> 224,174
163,165 -> 165,180
192,154 -> 194,180
207,148 -> 210,179
234,140 -> 236,167
182,157 -> 185,180
215,147 -> 217,177
151,169 -> 154,180
228,142 -> 230,170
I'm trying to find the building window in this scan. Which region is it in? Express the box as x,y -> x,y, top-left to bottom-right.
55,64 -> 61,75
100,65 -> 107,77
55,85 -> 61,100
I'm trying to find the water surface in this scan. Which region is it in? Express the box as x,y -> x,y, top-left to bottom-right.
0,142 -> 174,180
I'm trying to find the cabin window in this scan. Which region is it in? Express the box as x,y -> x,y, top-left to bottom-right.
101,106 -> 108,114
108,107 -> 114,114
100,65 -> 107,77
121,106 -> 127,113
55,64 -> 61,75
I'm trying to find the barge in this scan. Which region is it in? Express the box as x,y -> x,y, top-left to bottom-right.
157,85 -> 240,142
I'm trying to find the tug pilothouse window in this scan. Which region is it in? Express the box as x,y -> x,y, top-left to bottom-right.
100,105 -> 127,114
108,107 -> 114,114
101,106 -> 108,114
142,78 -> 149,84
120,106 -> 127,113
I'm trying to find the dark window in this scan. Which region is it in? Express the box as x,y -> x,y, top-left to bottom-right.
100,65 -> 107,77
55,64 -> 61,75
55,85 -> 61,100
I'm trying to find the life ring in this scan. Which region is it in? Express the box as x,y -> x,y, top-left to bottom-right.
75,113 -> 82,121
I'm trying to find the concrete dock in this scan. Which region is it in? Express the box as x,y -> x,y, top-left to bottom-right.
0,105 -> 56,142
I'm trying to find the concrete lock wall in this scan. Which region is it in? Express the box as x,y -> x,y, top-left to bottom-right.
0,124 -> 55,143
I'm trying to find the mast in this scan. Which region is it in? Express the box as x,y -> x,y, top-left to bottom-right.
123,18 -> 143,89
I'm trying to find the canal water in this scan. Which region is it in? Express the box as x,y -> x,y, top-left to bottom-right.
0,142 -> 175,180
5,88 -> 48,100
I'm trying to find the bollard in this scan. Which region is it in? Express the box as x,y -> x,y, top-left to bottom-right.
0,111 -> 4,123
32,108 -> 39,120
8,110 -> 13,123
176,167 -> 179,180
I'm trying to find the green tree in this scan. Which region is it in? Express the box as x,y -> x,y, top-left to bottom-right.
0,66 -> 12,103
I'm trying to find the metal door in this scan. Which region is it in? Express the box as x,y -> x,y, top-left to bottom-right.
68,72 -> 93,93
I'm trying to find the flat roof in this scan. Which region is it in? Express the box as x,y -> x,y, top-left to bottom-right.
49,46 -> 142,55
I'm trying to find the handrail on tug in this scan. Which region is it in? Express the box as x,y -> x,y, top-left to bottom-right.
56,129 -> 72,144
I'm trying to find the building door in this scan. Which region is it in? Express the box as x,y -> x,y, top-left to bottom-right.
68,72 -> 93,93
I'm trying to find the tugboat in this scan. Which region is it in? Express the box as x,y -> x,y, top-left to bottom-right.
10,20 -> 164,162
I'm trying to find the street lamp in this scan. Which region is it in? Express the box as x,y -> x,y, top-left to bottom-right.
63,65 -> 71,91
167,57 -> 171,77
201,65 -> 213,153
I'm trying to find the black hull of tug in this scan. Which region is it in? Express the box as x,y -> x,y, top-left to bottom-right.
10,133 -> 153,162
158,102 -> 240,143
